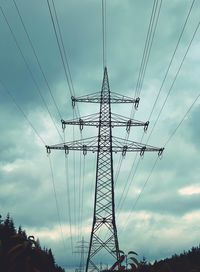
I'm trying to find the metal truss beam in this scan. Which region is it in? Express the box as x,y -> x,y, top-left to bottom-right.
46,136 -> 164,156
61,113 -> 149,132
72,92 -> 140,107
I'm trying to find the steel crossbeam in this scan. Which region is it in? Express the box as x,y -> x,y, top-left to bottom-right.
61,113 -> 149,132
72,92 -> 140,106
46,136 -> 164,156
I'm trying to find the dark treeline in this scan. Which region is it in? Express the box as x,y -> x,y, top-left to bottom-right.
1,213 -> 200,272
0,214 -> 65,272
137,245 -> 200,272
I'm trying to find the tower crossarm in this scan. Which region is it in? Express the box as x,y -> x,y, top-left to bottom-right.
46,136 -> 98,155
61,112 -> 149,132
46,136 -> 164,157
111,113 -> 149,132
72,92 -> 140,108
61,113 -> 100,130
112,136 -> 164,156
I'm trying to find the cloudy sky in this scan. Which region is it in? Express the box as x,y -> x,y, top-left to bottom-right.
0,0 -> 200,270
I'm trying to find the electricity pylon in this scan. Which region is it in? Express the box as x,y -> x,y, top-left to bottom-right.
74,237 -> 89,272
46,67 -> 164,272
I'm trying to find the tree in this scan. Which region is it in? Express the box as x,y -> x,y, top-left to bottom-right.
0,215 -> 65,272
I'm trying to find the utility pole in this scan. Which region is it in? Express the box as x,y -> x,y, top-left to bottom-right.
46,67 -> 164,272
74,237 -> 89,272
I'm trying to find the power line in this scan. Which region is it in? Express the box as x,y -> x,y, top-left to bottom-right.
164,93 -> 200,147
114,0 -> 163,203
117,0 -> 198,218
0,80 -> 46,146
100,1 -> 198,235
121,92 -> 200,231
138,0 -> 162,99
115,131 -> 146,216
64,153 -> 74,253
0,77 -> 67,252
63,129 -> 74,252
51,0 -> 80,119
78,148 -> 86,240
80,155 -> 86,237
12,0 -> 63,121
0,6 -> 63,142
102,0 -> 107,69
46,0 -> 80,118
121,156 -> 159,231
78,151 -> 83,239
135,0 -> 162,99
147,0 -> 197,122
48,155 -> 67,251
116,152 -> 141,216
114,154 -> 123,186
146,17 -> 200,144
72,110 -> 77,239
46,0 -> 72,97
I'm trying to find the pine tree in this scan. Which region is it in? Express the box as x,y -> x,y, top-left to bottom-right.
0,215 -> 66,271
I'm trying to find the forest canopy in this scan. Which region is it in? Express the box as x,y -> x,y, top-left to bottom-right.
0,214 -> 65,272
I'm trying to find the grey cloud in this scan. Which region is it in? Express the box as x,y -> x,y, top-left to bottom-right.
186,105 -> 200,147
0,0 -> 200,268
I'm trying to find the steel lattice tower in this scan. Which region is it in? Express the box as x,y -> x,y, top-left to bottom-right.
46,67 -> 164,272
86,68 -> 120,272
74,237 -> 89,272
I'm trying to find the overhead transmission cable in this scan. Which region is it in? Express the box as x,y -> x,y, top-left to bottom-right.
120,156 -> 159,231
48,155 -> 67,250
47,0 -> 81,240
127,0 -> 198,176
102,0 -> 107,69
148,0 -> 196,122
117,20 -> 199,217
80,155 -> 86,237
121,92 -> 200,231
134,0 -> 157,99
47,4 -> 83,238
77,145 -> 86,240
51,0 -> 80,118
146,17 -> 200,144
116,151 -> 142,216
114,0 -> 162,190
134,0 -> 162,100
63,130 -> 74,252
1,3 -> 80,252
46,0 -> 80,118
72,110 -> 78,240
147,0 -> 197,123
78,151 -> 82,239
0,7 -> 63,141
164,93 -> 200,147
0,80 -> 46,146
116,0 -> 198,217
64,155 -> 74,252
0,80 -> 67,250
12,0 -> 62,121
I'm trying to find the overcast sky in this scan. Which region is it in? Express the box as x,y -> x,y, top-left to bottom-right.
0,0 -> 200,270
